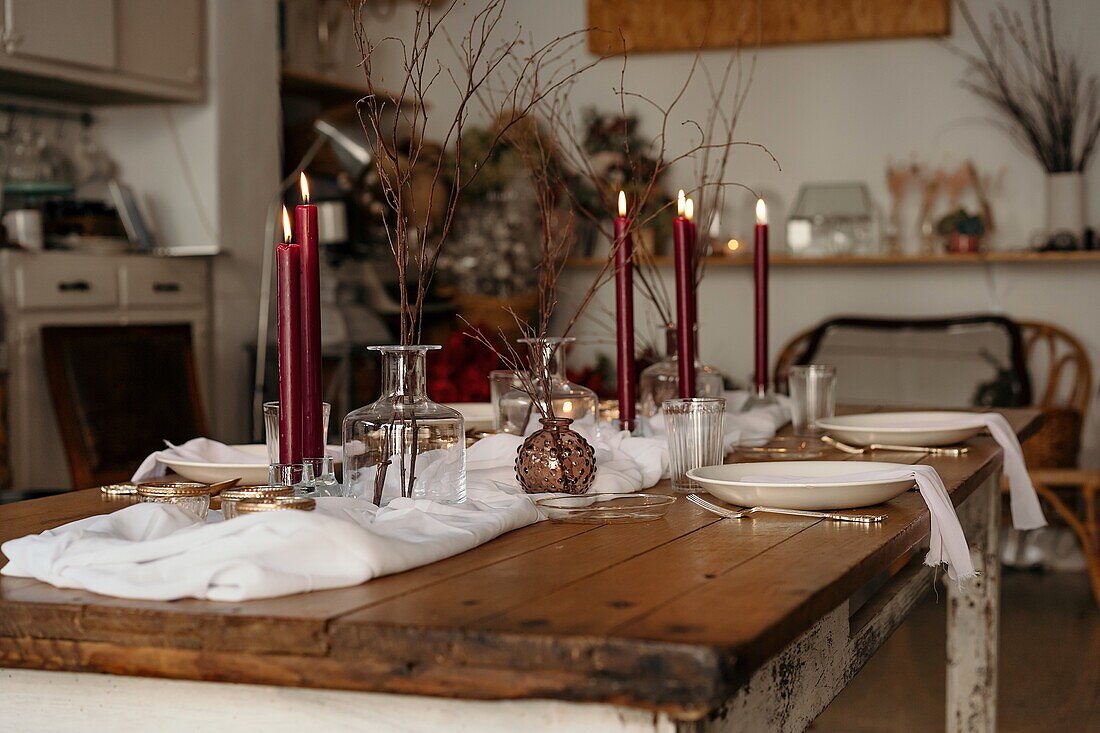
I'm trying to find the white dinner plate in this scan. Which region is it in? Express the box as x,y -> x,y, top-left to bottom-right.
447,402 -> 495,431
162,444 -> 342,486
815,411 -> 987,447
686,461 -> 915,510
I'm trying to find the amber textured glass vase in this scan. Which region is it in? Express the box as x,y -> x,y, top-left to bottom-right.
515,417 -> 596,494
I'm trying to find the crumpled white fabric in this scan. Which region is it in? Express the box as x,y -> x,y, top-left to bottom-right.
742,464 -> 977,582
131,438 -> 342,483
3,398 -> 787,602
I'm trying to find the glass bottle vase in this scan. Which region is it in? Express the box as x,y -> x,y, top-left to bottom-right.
342,345 -> 466,506
497,336 -> 600,438
638,325 -> 725,431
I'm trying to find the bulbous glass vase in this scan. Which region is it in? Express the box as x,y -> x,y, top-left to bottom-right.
497,337 -> 600,438
639,325 -> 725,432
515,417 -> 596,494
342,345 -> 466,506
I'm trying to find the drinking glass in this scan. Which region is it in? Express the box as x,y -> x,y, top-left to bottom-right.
788,365 -> 837,436
489,369 -> 523,432
263,401 -> 331,463
662,397 -> 726,493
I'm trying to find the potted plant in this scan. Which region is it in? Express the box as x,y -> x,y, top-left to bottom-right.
935,208 -> 987,254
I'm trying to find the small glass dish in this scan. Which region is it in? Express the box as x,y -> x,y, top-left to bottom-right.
535,493 -> 676,524
136,481 -> 211,519
735,436 -> 826,461
220,486 -> 295,519
233,495 -> 317,515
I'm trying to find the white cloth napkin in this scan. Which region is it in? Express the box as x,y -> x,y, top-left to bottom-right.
2,428 -> 669,602
742,464 -> 977,582
132,438 -> 340,483
973,413 -> 1046,530
643,390 -> 792,451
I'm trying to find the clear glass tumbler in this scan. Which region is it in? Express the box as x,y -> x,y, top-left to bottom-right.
788,364 -> 837,436
264,401 -> 332,463
662,397 -> 726,493
269,462 -> 316,494
489,369 -> 523,432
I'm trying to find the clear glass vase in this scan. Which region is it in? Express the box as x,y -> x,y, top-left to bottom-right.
639,325 -> 725,431
342,345 -> 466,506
498,337 -> 600,438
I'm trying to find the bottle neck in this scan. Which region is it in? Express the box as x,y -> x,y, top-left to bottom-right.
380,349 -> 428,400
527,338 -> 568,384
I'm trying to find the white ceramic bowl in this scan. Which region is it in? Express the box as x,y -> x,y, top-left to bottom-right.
687,460 -> 915,511
815,411 -> 987,447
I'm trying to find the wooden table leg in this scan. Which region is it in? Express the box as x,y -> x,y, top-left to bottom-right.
946,474 -> 1001,733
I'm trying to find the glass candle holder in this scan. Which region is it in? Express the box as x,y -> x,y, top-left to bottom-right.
662,397 -> 726,493
234,495 -> 317,514
788,364 -> 836,436
220,485 -> 295,519
304,455 -> 340,497
136,481 -> 211,519
269,462 -> 315,493
264,401 -> 332,464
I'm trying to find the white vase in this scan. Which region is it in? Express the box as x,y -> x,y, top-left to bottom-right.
1046,172 -> 1084,234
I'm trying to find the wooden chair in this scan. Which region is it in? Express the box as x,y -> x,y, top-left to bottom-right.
1016,320 -> 1099,606
42,324 -> 208,489
775,315 -> 1099,606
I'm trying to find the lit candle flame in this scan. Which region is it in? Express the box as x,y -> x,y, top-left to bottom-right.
300,172 -> 310,203
281,206 -> 293,243
755,198 -> 767,225
727,238 -> 740,252
677,189 -> 686,217
617,190 -> 627,217
684,198 -> 694,222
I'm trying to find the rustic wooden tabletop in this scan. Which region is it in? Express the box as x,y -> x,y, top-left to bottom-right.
0,408 -> 1040,719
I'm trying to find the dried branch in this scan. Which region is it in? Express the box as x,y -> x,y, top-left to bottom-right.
954,0 -> 1100,173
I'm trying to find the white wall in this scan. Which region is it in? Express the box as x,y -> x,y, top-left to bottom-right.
359,0 -> 1100,464
96,0 -> 280,441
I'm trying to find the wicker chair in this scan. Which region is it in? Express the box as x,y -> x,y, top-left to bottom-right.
1016,321 -> 1098,606
775,316 -> 1099,606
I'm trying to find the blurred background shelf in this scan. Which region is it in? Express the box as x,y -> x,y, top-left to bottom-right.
565,250 -> 1100,268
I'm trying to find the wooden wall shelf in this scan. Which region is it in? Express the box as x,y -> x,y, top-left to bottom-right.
565,250 -> 1100,268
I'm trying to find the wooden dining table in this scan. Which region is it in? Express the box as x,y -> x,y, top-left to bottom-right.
0,408 -> 1040,733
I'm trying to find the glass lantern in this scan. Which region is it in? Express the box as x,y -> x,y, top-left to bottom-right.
342,345 -> 466,506
638,324 -> 725,433
498,337 -> 600,438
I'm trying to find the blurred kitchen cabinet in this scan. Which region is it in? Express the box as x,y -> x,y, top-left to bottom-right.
0,251 -> 214,491
3,0 -> 115,69
0,0 -> 204,103
115,0 -> 202,88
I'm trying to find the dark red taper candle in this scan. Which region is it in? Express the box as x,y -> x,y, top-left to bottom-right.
613,191 -> 636,432
277,207 -> 303,465
296,174 -> 324,459
673,190 -> 697,398
753,198 -> 769,393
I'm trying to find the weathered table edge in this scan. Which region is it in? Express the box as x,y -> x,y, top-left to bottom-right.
0,412 -> 1042,720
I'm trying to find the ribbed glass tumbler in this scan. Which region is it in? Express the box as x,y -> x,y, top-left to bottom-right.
662,397 -> 726,493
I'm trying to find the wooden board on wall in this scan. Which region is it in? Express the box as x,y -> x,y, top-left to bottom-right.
587,0 -> 951,54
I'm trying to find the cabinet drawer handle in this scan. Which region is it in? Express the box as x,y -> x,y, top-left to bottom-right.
152,282 -> 181,293
57,280 -> 91,292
